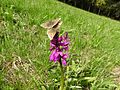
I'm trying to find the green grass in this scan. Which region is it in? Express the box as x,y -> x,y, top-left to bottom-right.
0,0 -> 120,89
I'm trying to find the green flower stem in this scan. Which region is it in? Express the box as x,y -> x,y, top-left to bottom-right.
59,59 -> 64,90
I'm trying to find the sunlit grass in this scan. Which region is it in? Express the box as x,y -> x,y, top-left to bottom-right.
0,0 -> 120,89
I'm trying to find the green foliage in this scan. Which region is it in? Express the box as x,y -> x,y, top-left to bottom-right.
0,0 -> 120,90
95,0 -> 106,6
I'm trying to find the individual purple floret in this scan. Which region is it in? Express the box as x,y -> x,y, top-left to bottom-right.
49,32 -> 69,65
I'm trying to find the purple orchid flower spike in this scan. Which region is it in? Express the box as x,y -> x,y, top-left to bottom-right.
49,32 -> 69,66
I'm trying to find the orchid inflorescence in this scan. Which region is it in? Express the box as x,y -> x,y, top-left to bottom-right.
49,32 -> 69,66
41,18 -> 69,89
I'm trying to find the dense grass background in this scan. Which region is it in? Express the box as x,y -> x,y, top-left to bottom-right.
0,0 -> 120,89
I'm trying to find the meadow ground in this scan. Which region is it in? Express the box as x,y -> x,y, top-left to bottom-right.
0,0 -> 120,90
